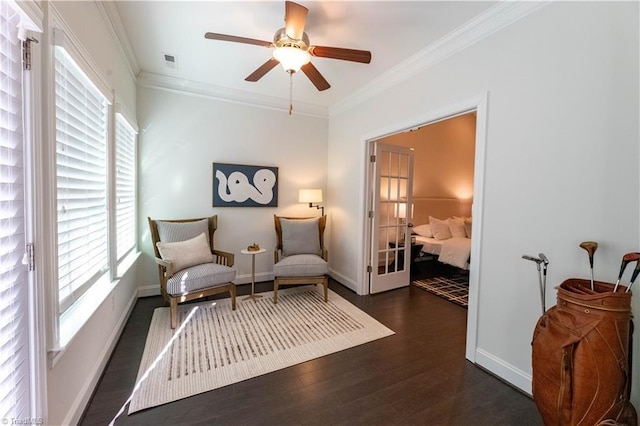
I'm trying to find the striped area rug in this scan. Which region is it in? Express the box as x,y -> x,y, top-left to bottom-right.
128,286 -> 394,413
412,275 -> 469,308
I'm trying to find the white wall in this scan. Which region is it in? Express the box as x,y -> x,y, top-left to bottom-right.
44,2 -> 139,425
136,87 -> 328,290
327,1 -> 640,404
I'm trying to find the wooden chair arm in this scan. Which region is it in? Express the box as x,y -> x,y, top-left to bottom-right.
213,249 -> 234,267
155,256 -> 174,278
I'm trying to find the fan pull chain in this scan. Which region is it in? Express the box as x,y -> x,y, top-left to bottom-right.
289,71 -> 293,115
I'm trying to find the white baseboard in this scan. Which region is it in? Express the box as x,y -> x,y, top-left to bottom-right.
475,348 -> 532,395
64,288 -> 138,426
138,284 -> 160,297
328,268 -> 358,293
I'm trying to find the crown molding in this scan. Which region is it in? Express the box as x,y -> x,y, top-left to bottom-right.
95,0 -> 140,80
137,71 -> 329,119
329,1 -> 550,118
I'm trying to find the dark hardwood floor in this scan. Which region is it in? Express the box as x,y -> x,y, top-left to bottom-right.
80,266 -> 541,425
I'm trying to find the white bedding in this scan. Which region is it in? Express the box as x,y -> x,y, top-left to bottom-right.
413,235 -> 444,255
414,235 -> 470,270
438,237 -> 471,270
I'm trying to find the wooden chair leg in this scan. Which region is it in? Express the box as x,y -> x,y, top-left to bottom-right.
273,279 -> 279,304
323,276 -> 328,302
230,284 -> 236,310
170,298 -> 178,329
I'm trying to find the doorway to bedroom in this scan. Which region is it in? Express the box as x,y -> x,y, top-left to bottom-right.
380,111 -> 476,307
364,94 -> 487,362
370,110 -> 476,308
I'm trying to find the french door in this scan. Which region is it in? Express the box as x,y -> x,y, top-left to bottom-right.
369,142 -> 414,294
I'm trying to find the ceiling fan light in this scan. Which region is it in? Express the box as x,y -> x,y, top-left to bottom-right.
273,46 -> 310,73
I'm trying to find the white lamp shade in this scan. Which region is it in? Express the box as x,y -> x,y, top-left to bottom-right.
394,203 -> 413,219
299,189 -> 322,203
273,47 -> 311,73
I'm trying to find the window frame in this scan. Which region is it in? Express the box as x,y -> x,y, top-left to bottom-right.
43,13 -> 139,356
113,111 -> 138,267
54,44 -> 111,314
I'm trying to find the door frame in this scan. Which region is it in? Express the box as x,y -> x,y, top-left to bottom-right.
362,93 -> 488,362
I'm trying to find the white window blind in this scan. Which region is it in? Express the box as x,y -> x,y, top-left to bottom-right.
54,46 -> 109,313
0,2 -> 29,419
115,114 -> 136,262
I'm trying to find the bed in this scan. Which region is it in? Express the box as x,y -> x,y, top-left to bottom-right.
411,197 -> 473,270
414,235 -> 471,270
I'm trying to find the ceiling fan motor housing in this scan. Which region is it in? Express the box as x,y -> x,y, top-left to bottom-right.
273,27 -> 309,51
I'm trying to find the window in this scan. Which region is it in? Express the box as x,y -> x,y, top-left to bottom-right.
115,114 -> 137,262
0,2 -> 30,418
54,46 -> 109,313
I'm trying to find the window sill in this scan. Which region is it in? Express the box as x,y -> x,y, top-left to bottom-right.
50,251 -> 141,367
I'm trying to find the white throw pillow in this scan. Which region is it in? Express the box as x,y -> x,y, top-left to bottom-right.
429,216 -> 452,240
449,217 -> 467,238
413,224 -> 433,238
156,232 -> 214,273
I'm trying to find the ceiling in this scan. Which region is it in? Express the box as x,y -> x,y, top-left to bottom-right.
113,1 -> 496,112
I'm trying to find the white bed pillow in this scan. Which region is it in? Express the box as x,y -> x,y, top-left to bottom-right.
156,232 -> 214,273
429,216 -> 452,240
412,224 -> 433,238
449,217 -> 467,238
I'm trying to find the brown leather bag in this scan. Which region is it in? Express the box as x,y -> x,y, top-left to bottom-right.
531,279 -> 637,425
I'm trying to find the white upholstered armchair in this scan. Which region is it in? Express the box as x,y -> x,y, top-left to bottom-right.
148,216 -> 236,328
272,215 -> 328,304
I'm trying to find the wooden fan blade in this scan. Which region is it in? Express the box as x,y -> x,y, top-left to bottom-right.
285,1 -> 308,40
245,58 -> 280,82
309,45 -> 371,64
301,62 -> 330,91
205,32 -> 272,48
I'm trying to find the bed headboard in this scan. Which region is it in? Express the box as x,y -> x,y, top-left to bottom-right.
411,197 -> 472,226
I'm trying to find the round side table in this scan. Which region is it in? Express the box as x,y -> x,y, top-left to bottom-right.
240,248 -> 266,301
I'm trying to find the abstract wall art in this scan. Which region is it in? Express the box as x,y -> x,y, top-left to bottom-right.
212,163 -> 278,207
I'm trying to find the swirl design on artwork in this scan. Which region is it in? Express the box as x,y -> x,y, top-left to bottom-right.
216,169 -> 276,204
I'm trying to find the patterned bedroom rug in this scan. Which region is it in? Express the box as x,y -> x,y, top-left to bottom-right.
127,285 -> 394,414
412,274 -> 469,308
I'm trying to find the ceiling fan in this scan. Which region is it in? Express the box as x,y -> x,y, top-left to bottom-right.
204,1 -> 372,93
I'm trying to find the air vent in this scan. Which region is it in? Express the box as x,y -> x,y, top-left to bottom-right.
163,53 -> 178,69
